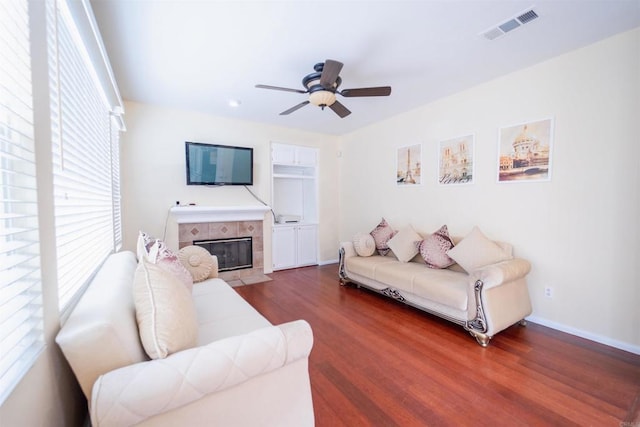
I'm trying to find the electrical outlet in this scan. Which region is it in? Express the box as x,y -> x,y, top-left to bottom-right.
544,287 -> 553,298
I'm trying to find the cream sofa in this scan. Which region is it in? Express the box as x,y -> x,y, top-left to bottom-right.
56,251 -> 315,426
339,227 -> 533,347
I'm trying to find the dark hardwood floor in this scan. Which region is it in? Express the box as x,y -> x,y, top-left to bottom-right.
234,264 -> 640,426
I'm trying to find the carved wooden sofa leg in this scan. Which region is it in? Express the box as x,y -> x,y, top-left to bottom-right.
464,279 -> 492,347
468,330 -> 491,347
338,247 -> 348,286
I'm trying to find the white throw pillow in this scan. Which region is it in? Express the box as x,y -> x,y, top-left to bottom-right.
136,230 -> 155,260
446,226 -> 512,273
133,259 -> 198,359
178,245 -> 215,282
353,233 -> 376,257
147,239 -> 194,292
387,225 -> 422,263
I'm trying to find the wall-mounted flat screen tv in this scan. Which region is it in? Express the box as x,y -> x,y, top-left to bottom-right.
185,141 -> 253,186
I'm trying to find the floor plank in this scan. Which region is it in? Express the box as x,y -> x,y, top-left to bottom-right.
234,264 -> 640,426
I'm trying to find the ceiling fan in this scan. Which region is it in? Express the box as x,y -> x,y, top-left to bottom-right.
255,59 -> 391,118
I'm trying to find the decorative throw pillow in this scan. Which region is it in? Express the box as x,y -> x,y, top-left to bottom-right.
370,218 -> 395,256
178,245 -> 215,282
416,225 -> 455,269
446,226 -> 512,273
133,258 -> 198,359
147,240 -> 194,292
136,230 -> 155,260
387,225 -> 422,263
353,233 -> 376,257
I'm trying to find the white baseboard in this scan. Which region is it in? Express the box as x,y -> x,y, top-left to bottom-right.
526,315 -> 640,355
318,259 -> 339,266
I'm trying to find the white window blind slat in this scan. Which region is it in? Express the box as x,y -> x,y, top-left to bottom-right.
0,280 -> 40,341
48,0 -> 122,313
0,0 -> 44,404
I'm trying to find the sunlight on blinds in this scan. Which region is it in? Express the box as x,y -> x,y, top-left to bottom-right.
48,0 -> 116,312
0,0 -> 44,404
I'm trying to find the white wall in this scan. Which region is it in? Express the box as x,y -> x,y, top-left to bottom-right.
339,29 -> 640,352
120,102 -> 341,270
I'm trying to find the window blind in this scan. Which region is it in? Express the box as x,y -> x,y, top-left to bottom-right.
111,116 -> 122,251
47,0 -> 119,312
0,0 -> 45,403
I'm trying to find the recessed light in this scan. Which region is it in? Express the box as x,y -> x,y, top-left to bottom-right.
228,99 -> 241,108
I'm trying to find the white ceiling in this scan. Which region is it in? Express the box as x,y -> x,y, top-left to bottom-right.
90,0 -> 640,136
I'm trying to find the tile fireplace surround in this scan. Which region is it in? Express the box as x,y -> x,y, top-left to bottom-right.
171,205 -> 271,283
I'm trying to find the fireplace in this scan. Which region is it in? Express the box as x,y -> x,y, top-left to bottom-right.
172,205 -> 270,283
194,237 -> 253,272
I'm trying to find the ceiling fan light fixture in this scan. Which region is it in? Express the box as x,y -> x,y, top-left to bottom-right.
309,90 -> 336,107
256,59 -> 391,117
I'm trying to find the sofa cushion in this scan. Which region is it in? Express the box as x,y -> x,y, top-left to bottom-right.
447,226 -> 512,273
134,258 -> 199,359
370,217 -> 395,256
353,232 -> 376,257
55,251 -> 146,399
387,225 -> 422,262
412,269 -> 469,311
374,261 -> 433,294
417,224 -> 455,269
345,254 -> 398,279
178,245 -> 215,282
192,278 -> 272,345
371,262 -> 469,310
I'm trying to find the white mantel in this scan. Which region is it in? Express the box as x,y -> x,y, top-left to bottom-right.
170,205 -> 271,224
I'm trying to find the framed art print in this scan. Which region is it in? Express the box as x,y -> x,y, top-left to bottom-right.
498,118 -> 554,183
438,134 -> 474,185
396,144 -> 421,186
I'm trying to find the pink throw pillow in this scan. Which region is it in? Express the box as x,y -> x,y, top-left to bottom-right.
416,225 -> 455,269
370,218 -> 395,256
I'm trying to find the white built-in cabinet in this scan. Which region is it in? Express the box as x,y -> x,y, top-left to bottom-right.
272,224 -> 317,270
271,143 -> 318,270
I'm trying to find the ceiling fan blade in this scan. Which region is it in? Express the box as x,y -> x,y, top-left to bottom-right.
340,86 -> 392,97
256,84 -> 306,94
319,59 -> 343,88
280,100 -> 310,115
329,100 -> 351,118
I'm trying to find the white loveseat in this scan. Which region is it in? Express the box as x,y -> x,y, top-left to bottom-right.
56,251 -> 315,426
339,225 -> 533,347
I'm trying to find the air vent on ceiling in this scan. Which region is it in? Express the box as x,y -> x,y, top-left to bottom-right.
480,8 -> 539,41
517,10 -> 539,24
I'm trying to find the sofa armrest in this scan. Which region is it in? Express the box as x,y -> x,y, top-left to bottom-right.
339,241 -> 357,258
464,258 -> 532,344
338,242 -> 357,282
470,258 -> 531,290
90,320 -> 313,427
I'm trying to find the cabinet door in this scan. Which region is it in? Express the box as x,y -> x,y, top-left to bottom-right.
272,226 -> 297,270
296,147 -> 317,166
272,144 -> 297,165
296,225 -> 317,267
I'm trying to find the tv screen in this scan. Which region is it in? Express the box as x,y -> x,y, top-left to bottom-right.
185,142 -> 253,186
